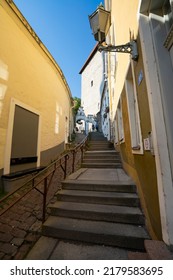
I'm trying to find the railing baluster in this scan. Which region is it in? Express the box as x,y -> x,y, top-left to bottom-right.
81,146 -> 84,164
64,154 -> 68,179
72,150 -> 75,173
42,177 -> 47,223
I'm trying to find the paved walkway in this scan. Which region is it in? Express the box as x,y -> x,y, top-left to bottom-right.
25,167 -> 134,260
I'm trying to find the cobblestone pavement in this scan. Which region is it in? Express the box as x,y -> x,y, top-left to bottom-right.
0,148 -> 82,260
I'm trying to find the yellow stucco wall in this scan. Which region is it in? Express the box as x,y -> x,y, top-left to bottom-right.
118,36 -> 162,240
108,0 -> 139,115
0,0 -> 72,172
106,0 -> 162,239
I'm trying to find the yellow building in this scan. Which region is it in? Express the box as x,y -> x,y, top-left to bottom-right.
105,0 -> 162,240
0,0 -> 73,189
102,0 -> 173,247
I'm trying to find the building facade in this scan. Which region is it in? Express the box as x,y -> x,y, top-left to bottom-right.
80,44 -> 111,136
139,0 -> 173,247
79,45 -> 104,119
104,0 -> 173,247
0,0 -> 73,189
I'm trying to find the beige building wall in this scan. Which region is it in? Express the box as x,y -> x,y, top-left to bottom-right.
0,0 -> 72,175
103,0 -> 163,241
105,0 -> 139,122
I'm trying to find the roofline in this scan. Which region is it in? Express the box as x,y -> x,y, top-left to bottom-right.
4,0 -> 72,100
79,43 -> 99,74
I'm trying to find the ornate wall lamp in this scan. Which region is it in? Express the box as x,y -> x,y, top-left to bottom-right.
88,5 -> 138,61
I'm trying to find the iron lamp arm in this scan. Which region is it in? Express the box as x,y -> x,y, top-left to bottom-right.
98,40 -> 138,61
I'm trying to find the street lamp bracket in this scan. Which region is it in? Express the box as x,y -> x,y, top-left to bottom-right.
98,40 -> 138,61
89,5 -> 138,61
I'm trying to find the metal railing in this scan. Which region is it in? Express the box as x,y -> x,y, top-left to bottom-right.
0,135 -> 88,223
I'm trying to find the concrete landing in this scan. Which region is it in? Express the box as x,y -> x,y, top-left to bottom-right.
66,168 -> 134,182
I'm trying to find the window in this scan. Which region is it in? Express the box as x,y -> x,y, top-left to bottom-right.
125,62 -> 143,154
91,80 -> 93,87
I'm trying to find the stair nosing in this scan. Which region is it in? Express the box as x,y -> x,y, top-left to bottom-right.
49,201 -> 143,214
57,189 -> 138,198
62,179 -> 135,186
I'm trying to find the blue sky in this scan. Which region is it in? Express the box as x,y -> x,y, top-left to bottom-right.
13,0 -> 102,98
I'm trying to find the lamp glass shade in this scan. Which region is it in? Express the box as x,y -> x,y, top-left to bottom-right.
89,6 -> 110,43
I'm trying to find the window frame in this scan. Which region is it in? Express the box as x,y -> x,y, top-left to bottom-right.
125,62 -> 143,154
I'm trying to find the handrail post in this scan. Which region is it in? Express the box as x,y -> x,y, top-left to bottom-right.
72,150 -> 76,173
42,177 -> 47,223
54,162 -> 56,171
64,154 -> 68,179
81,146 -> 84,164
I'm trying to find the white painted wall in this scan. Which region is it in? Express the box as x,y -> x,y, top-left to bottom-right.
81,50 -> 104,117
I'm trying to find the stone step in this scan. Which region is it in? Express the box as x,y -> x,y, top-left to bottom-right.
84,155 -> 120,159
57,189 -> 140,207
61,179 -> 137,193
88,140 -> 112,143
85,150 -> 117,153
88,142 -> 114,148
89,138 -> 107,140
89,134 -> 107,141
48,201 -> 145,224
88,147 -> 114,151
84,152 -> 120,157
84,151 -> 119,157
88,143 -> 113,148
82,159 -> 121,164
42,216 -> 149,250
89,139 -> 108,142
81,162 -> 122,168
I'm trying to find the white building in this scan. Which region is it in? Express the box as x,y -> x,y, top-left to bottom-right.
79,44 -> 111,136
79,44 -> 105,118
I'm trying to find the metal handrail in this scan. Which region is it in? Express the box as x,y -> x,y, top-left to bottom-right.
0,135 -> 88,222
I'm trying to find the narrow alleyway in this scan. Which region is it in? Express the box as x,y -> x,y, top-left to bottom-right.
26,132 -> 150,260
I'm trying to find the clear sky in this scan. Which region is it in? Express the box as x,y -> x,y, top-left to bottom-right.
13,0 -> 102,98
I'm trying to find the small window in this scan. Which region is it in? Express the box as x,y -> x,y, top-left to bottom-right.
91,80 -> 93,87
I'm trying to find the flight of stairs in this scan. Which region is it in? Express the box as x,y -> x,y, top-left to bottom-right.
42,132 -> 150,251
82,132 -> 122,169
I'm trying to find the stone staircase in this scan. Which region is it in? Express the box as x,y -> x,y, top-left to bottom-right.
82,132 -> 122,168
82,151 -> 122,169
42,132 -> 150,251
